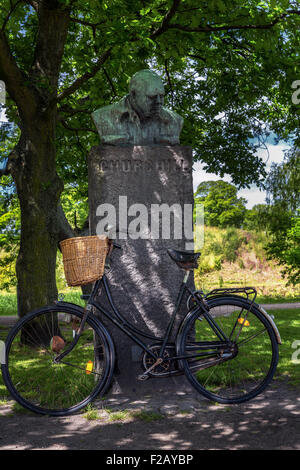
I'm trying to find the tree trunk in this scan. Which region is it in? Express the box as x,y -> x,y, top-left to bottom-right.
0,1 -> 71,319
11,118 -> 64,318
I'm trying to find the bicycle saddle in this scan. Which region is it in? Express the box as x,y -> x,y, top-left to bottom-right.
167,249 -> 201,270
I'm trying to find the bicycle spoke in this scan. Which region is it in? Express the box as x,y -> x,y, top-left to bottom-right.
237,328 -> 268,347
4,307 -> 111,415
180,297 -> 278,404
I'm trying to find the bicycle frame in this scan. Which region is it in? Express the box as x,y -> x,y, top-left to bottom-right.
88,271 -> 196,361
55,268 -> 231,371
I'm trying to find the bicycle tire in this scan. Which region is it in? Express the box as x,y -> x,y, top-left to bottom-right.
177,296 -> 279,404
1,303 -> 115,416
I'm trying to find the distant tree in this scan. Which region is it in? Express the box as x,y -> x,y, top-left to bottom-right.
195,180 -> 247,228
243,204 -> 270,231
266,148 -> 300,213
265,148 -> 300,285
194,181 -> 217,200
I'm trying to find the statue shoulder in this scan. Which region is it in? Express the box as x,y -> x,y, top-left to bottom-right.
91,96 -> 132,144
161,106 -> 183,125
160,107 -> 184,135
92,96 -> 129,125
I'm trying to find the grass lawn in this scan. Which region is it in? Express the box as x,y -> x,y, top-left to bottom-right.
270,308 -> 300,386
0,290 -> 85,316
0,288 -> 299,318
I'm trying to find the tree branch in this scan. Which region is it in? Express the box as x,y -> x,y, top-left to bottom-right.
150,0 -> 182,39
56,47 -> 112,102
60,119 -> 97,133
103,67 -> 117,98
163,10 -> 300,34
164,59 -> 174,106
0,30 -> 36,118
56,203 -> 75,243
1,0 -> 24,32
0,148 -> 19,179
30,1 -> 71,92
187,53 -> 206,62
69,16 -> 105,30
58,103 -> 91,117
25,0 -> 38,10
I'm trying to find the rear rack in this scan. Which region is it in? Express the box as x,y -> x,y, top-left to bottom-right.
205,287 -> 257,302
187,286 -> 257,311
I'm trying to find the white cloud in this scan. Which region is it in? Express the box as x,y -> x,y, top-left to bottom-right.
192,161 -> 231,192
238,186 -> 266,209
256,143 -> 290,169
192,142 -> 290,209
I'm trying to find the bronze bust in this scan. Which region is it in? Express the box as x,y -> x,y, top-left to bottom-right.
92,69 -> 183,145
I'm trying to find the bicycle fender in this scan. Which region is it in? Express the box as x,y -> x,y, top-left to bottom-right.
55,301 -> 117,368
256,305 -> 282,345
2,303 -> 116,385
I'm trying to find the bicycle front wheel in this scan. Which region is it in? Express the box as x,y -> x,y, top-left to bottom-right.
178,296 -> 279,404
2,304 -> 115,416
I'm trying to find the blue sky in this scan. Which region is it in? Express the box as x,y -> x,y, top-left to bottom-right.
192,141 -> 291,208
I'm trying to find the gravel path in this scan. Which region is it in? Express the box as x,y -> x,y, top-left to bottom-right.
1,382 -> 300,450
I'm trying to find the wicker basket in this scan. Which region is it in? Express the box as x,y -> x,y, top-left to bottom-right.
60,235 -> 109,286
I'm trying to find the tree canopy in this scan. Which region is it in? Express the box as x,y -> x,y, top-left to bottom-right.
2,0 -> 300,192
195,180 -> 247,227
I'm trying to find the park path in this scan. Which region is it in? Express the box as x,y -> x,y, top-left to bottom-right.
260,302 -> 300,310
1,381 -> 300,450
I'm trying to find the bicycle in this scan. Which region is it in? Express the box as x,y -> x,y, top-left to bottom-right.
1,240 -> 281,416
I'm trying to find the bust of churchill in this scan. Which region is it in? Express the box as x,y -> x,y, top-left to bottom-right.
91,69 -> 184,145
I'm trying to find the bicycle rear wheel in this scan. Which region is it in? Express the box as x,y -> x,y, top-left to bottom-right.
178,296 -> 279,404
1,304 -> 115,416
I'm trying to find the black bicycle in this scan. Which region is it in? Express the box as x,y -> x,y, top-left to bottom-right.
1,241 -> 281,416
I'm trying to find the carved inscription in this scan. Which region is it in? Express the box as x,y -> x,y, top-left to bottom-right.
98,158 -> 191,174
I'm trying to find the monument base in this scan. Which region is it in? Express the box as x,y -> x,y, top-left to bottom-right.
88,145 -> 195,394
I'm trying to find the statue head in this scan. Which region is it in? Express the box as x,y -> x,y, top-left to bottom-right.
128,70 -> 165,121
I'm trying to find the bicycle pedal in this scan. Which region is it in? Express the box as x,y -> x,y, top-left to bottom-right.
137,373 -> 149,381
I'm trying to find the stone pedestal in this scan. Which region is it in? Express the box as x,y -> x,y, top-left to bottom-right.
88,145 -> 195,395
